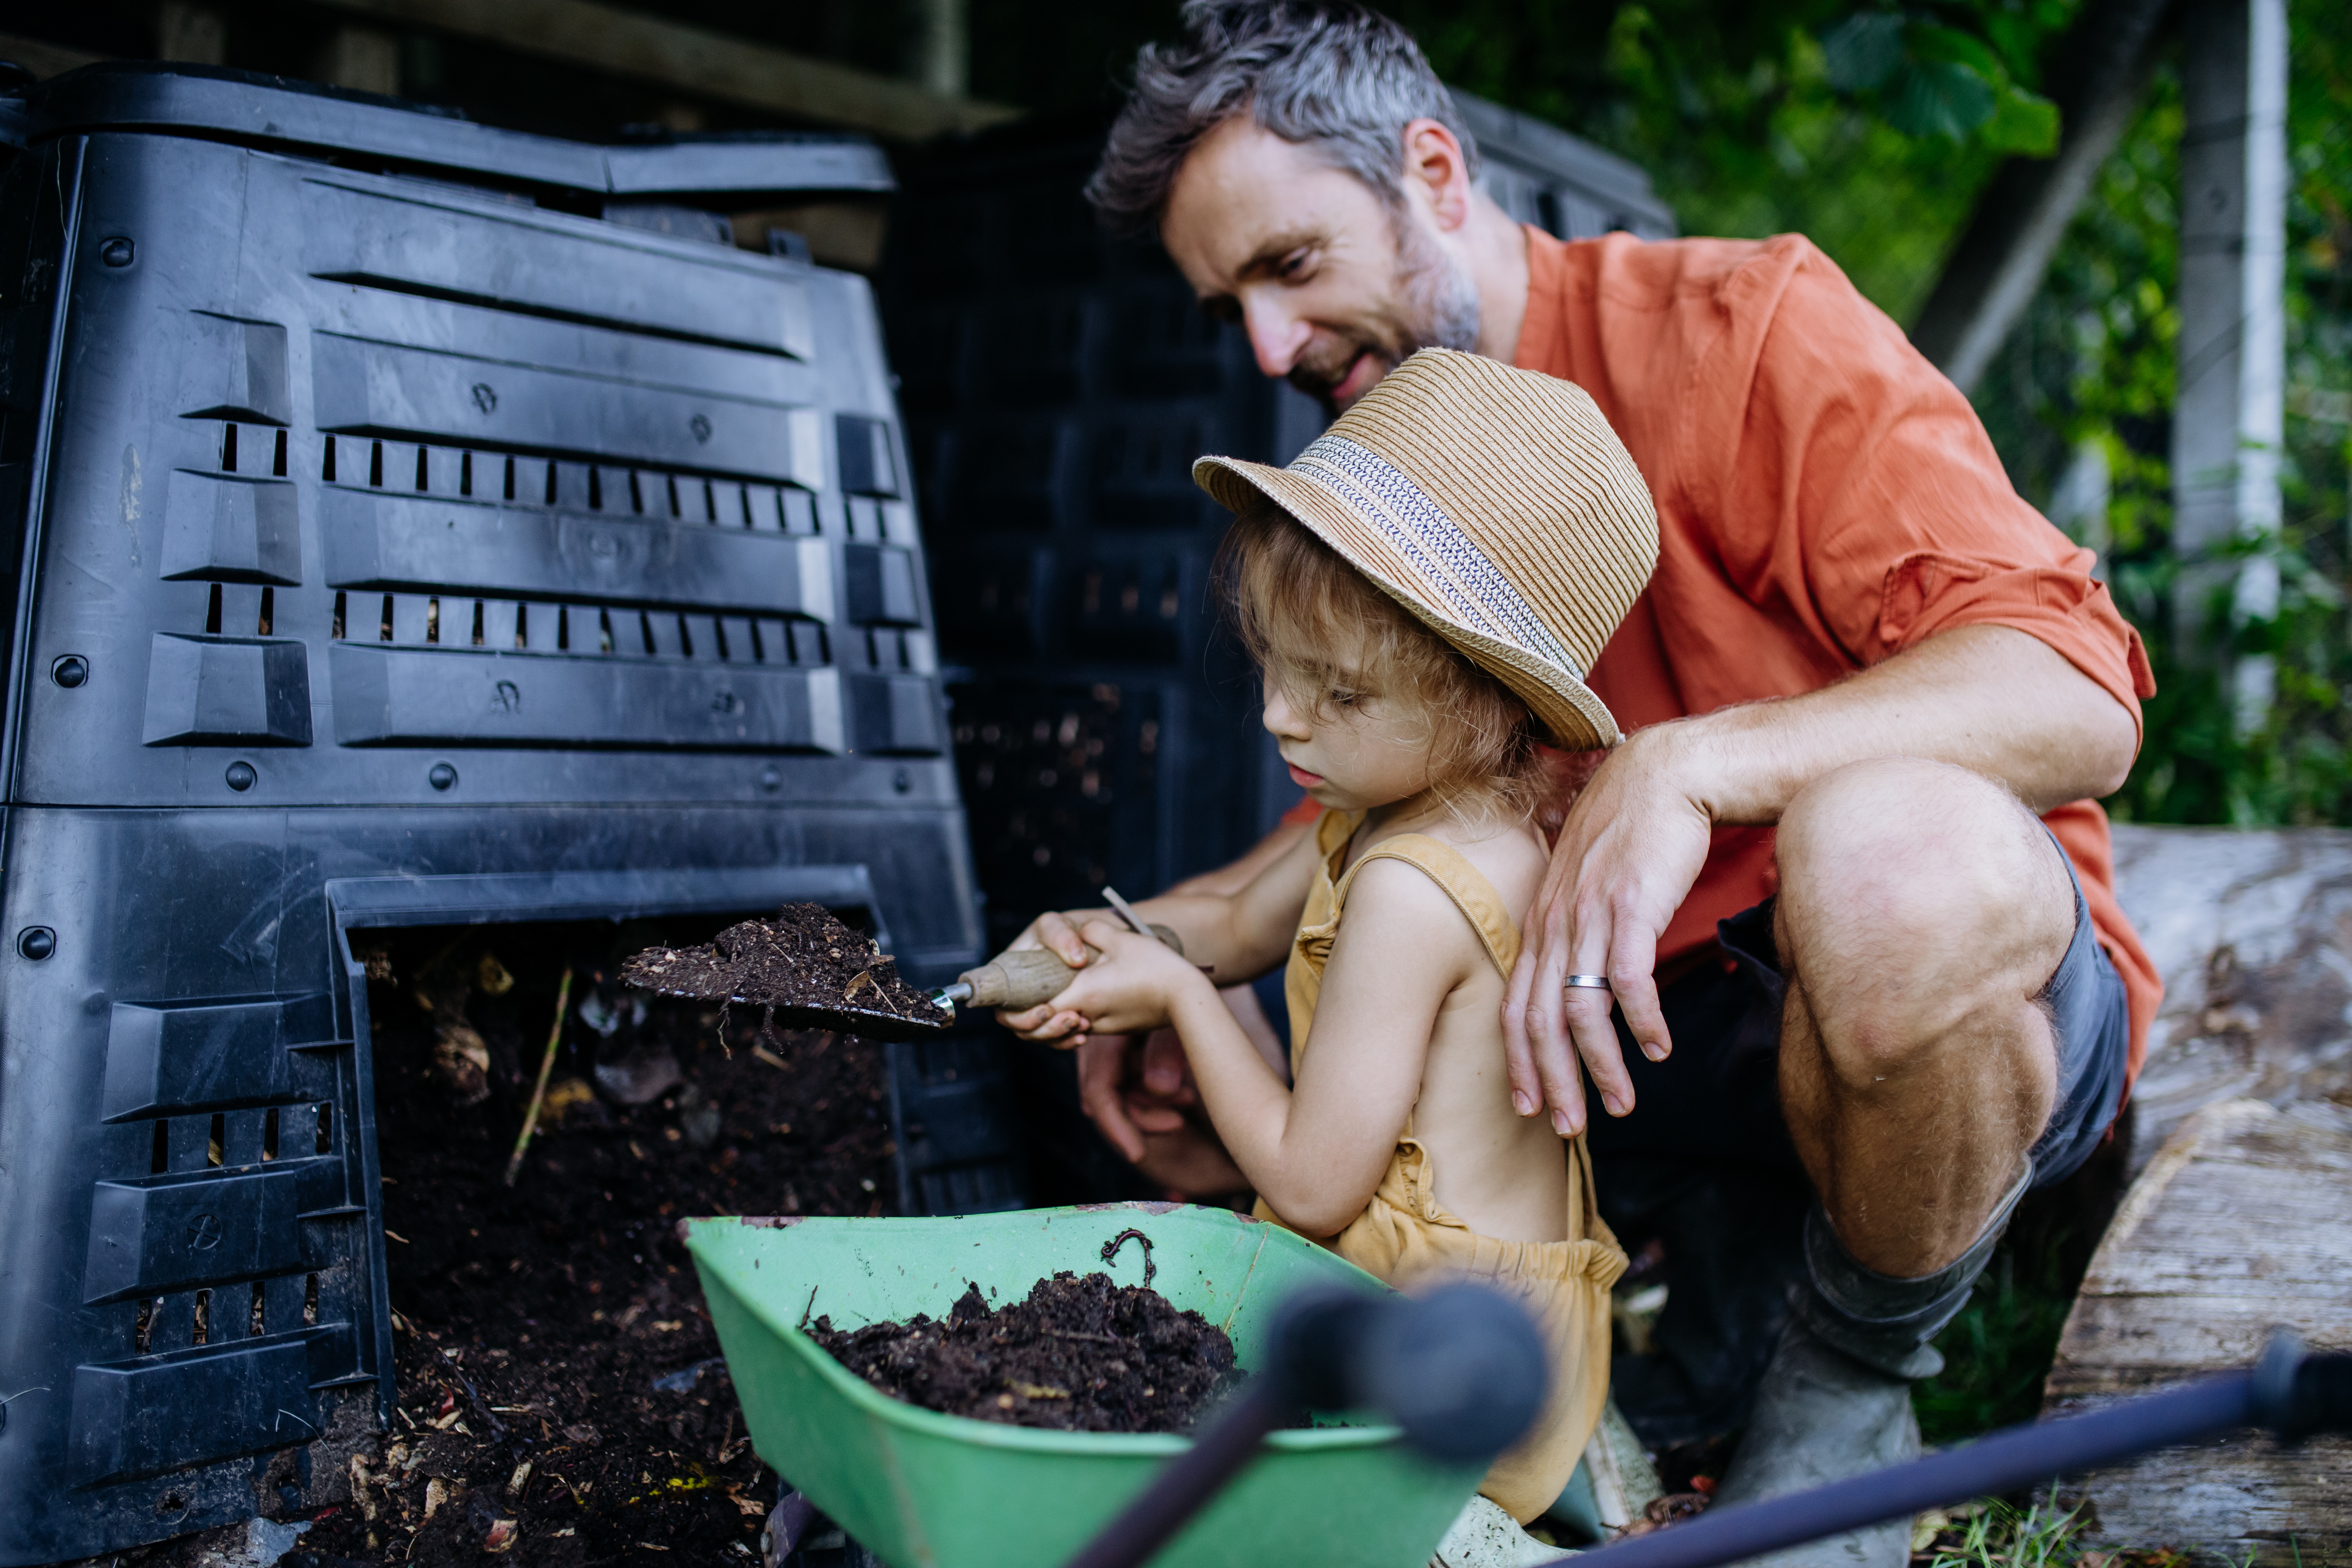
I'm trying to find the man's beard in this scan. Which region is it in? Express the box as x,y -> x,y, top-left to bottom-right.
1287,213 -> 1482,411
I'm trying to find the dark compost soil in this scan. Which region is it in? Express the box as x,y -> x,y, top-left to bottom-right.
809,1272 -> 1241,1434
623,904 -> 946,1036
119,920 -> 904,1568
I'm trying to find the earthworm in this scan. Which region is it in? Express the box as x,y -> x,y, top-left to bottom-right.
1099,1228 -> 1156,1287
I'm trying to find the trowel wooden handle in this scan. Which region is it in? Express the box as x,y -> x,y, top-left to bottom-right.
959,925 -> 1184,1011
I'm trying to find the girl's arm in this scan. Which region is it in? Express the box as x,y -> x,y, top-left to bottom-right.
997,820 -> 1325,1041
1050,857 -> 1479,1235
1129,824 -> 1326,979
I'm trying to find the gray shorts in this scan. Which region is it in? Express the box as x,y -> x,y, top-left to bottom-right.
1592,831 -> 2131,1189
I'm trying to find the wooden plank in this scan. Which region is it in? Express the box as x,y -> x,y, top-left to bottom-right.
0,30 -> 109,78
2044,1099 -> 2352,1560
305,0 -> 1020,140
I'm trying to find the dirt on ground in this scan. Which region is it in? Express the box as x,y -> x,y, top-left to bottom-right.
622,904 -> 947,1038
808,1271 -> 1242,1435
125,921 -> 905,1568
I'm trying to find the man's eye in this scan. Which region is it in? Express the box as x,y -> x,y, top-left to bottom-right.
1279,248 -> 1314,280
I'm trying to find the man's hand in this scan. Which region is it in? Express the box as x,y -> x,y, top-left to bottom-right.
1503,724 -> 1714,1136
1076,1031 -> 1197,1163
1501,628 -> 2142,1136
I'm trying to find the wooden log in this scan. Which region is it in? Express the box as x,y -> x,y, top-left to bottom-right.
2043,1098 -> 2352,1560
2108,824 -> 2352,1177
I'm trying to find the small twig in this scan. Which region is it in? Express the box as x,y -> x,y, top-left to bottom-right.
450,1368 -> 508,1443
1044,1329 -> 1128,1346
503,967 -> 575,1187
798,1285 -> 819,1330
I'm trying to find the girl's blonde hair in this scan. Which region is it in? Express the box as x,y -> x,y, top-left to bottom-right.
1218,497 -> 1544,821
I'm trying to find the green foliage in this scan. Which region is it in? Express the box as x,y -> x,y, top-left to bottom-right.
1916,1492 -> 2098,1568
1390,0 -> 2079,322
1821,10 -> 2059,152
1971,6 -> 2352,826
1913,1233 -> 2075,1444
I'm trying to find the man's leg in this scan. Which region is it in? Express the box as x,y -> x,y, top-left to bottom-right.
1715,757 -> 2076,1566
1776,756 -> 2070,1272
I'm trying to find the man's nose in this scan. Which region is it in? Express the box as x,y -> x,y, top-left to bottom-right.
1241,296 -> 1312,379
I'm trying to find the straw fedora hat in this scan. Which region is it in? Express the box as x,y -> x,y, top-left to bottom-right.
1193,348 -> 1658,750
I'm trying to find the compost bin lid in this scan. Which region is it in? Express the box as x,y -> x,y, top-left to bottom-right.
9,61 -> 893,200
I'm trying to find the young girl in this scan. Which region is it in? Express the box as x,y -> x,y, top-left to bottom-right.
1004,349 -> 1659,1527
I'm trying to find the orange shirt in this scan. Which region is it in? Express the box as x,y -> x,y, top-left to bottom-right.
1514,229 -> 2161,1084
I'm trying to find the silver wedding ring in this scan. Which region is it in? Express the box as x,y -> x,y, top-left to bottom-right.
1564,974 -> 1613,992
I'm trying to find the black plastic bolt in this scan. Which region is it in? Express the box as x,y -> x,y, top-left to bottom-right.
50,655 -> 87,688
17,927 -> 55,961
224,761 -> 256,792
429,762 -> 458,791
760,766 -> 782,794
98,236 -> 134,268
892,766 -> 912,794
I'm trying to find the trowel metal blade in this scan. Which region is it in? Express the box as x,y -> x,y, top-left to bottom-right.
628,980 -> 954,1042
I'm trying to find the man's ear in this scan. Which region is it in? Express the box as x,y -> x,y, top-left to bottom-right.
1399,117 -> 1474,233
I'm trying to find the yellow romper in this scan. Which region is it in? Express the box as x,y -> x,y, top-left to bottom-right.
1255,809 -> 1627,1522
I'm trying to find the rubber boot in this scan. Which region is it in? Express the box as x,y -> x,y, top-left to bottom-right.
1711,1163 -> 2032,1568
1428,1497 -> 1564,1568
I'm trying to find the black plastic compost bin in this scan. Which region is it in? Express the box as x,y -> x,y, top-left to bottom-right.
0,63 -> 991,1565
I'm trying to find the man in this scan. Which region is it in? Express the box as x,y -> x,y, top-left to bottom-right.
1006,5 -> 2159,1563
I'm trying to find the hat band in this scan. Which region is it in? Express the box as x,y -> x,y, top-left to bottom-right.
1289,435 -> 1582,679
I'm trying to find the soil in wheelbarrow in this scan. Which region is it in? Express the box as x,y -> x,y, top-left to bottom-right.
158,917 -> 905,1568
622,902 -> 943,1033
809,1270 -> 1243,1433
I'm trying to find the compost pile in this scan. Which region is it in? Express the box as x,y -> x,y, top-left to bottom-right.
623,902 -> 943,1028
194,921 -> 904,1568
809,1271 -> 1241,1433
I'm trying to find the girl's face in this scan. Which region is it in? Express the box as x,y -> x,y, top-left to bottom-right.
1260,667 -> 1437,814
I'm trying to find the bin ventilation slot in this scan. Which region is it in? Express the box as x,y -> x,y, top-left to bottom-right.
339,592 -> 830,667
321,437 -> 824,532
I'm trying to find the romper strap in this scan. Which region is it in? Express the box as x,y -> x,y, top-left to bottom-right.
1330,834 -> 1523,980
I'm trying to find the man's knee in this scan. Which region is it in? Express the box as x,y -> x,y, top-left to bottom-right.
1776,757 -> 2073,1075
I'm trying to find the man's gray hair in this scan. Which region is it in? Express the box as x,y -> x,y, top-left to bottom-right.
1086,1 -> 1477,234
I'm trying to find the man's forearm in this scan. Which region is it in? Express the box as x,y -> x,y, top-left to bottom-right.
1164,815 -> 1313,899
1673,625 -> 2137,822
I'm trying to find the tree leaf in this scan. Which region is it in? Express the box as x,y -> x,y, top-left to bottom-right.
1821,10 -> 1906,93
1981,82 -> 2061,155
1887,58 -> 1996,140
1907,22 -> 2003,78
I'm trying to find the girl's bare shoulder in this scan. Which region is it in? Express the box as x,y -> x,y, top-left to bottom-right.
1415,813 -> 1548,913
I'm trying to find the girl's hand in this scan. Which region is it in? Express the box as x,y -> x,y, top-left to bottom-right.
1045,921 -> 1214,1039
994,905 -> 1113,1042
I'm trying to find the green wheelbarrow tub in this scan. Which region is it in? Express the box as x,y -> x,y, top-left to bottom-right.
685,1203 -> 1488,1568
